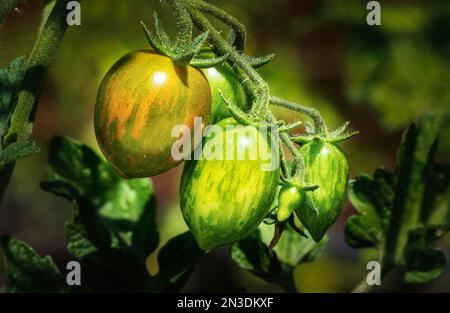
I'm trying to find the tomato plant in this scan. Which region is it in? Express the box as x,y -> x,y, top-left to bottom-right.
0,0 -> 448,295
94,49 -> 211,178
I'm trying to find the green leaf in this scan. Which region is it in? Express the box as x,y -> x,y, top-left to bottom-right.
259,222 -> 327,267
64,219 -> 152,292
403,224 -> 450,283
40,136 -> 159,291
41,137 -> 157,237
150,232 -> 204,292
0,140 -> 39,167
231,229 -> 282,282
385,114 -> 444,265
345,114 -> 450,284
0,56 -> 26,137
345,215 -> 377,248
0,235 -> 65,293
65,221 -> 99,260
345,169 -> 393,249
404,249 -> 447,284
41,137 -> 203,292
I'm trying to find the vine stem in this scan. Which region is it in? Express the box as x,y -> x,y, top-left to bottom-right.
0,0 -> 74,202
351,277 -> 374,293
190,0 -> 247,53
180,0 -> 314,181
182,0 -> 270,121
270,96 -> 328,137
351,264 -> 392,293
4,0 -> 74,145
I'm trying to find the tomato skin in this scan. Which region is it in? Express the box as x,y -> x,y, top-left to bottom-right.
295,139 -> 349,242
200,53 -> 248,124
94,49 -> 211,178
179,118 -> 280,250
277,185 -> 304,222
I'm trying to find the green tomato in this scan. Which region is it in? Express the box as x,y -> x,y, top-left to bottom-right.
179,118 -> 280,250
277,185 -> 304,222
95,49 -> 211,178
200,52 -> 248,124
295,138 -> 349,242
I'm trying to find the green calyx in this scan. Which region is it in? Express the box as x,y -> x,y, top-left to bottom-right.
140,12 -> 228,68
291,121 -> 359,145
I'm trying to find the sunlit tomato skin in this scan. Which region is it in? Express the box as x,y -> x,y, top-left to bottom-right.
94,49 -> 211,178
295,139 -> 349,242
277,185 -> 304,222
200,52 -> 248,124
180,118 -> 280,250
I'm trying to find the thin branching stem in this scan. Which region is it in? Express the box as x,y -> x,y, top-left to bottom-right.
270,96 -> 328,137
190,0 -> 247,52
183,0 -> 270,121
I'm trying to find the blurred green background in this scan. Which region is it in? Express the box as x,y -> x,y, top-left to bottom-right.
0,0 -> 449,292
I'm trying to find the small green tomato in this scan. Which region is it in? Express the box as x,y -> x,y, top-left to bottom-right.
277,185 -> 304,222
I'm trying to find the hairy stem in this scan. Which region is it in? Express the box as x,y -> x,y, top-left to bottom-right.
351,266 -> 391,293
164,0 -> 193,54
280,132 -> 304,181
4,0 -> 73,144
270,96 -> 328,137
183,0 -> 270,121
191,0 -> 247,52
0,0 -> 73,203
279,145 -> 289,178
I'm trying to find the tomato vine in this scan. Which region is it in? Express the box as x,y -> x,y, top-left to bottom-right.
141,0 -> 356,187
0,0 -> 76,201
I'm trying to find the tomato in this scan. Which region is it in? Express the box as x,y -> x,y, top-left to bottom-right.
179,118 -> 280,250
200,52 -> 248,124
94,49 -> 211,178
277,185 -> 304,222
295,138 -> 349,242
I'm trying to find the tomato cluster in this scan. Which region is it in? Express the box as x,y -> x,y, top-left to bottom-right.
94,49 -> 349,250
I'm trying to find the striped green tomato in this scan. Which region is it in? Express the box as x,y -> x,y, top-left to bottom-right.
295,138 -> 349,242
94,49 -> 211,178
180,118 -> 280,250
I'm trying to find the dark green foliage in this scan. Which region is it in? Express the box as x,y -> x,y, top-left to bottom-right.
231,219 -> 328,292
345,114 -> 450,283
1,137 -> 204,292
0,236 -> 66,293
0,57 -> 26,141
